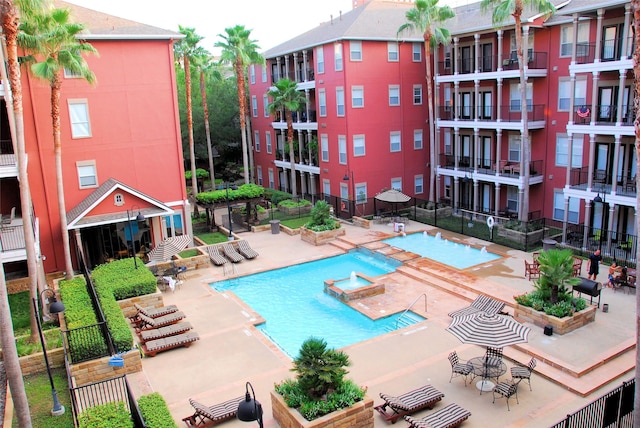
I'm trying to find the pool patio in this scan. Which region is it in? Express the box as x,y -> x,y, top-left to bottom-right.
127,218 -> 635,427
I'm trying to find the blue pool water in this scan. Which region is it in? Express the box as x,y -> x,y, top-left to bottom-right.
383,232 -> 501,269
211,251 -> 423,358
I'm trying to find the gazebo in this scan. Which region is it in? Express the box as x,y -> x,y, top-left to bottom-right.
373,189 -> 412,215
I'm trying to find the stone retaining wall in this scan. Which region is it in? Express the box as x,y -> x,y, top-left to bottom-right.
514,303 -> 596,335
117,290 -> 165,319
300,227 -> 346,246
70,350 -> 142,386
19,348 -> 65,376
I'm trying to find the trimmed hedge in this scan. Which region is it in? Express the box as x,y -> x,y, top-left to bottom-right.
94,281 -> 134,353
195,183 -> 264,205
138,393 -> 178,428
92,258 -> 156,300
264,188 -> 293,205
78,401 -> 133,428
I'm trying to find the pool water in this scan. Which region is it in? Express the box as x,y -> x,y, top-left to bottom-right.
383,232 -> 500,269
211,251 -> 423,358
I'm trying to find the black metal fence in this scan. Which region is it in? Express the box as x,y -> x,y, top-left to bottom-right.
63,323 -> 110,364
550,379 -> 634,428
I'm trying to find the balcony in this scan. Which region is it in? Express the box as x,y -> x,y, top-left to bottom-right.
438,154 -> 543,180
0,139 -> 17,178
0,221 -> 26,262
572,104 -> 635,126
569,167 -> 637,198
437,51 -> 548,75
574,38 -> 633,65
438,104 -> 546,129
272,68 -> 315,85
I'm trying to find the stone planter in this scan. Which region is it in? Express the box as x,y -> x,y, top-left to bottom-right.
300,226 -> 345,246
271,391 -> 374,428
514,303 -> 596,335
279,204 -> 312,216
497,226 -> 545,246
410,206 -> 452,221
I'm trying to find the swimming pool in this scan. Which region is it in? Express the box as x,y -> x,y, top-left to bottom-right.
211,251 -> 423,358
383,232 -> 500,269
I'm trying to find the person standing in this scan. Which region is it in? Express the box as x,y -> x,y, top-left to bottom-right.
587,249 -> 602,281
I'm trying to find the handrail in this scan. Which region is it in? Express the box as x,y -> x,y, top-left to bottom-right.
395,293 -> 427,330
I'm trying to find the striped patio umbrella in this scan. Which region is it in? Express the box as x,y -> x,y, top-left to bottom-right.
147,235 -> 192,262
446,312 -> 530,349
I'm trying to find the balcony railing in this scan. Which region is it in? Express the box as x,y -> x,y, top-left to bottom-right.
439,154 -> 543,178
437,51 -> 548,75
573,104 -> 635,126
272,68 -> 315,84
0,224 -> 24,251
438,104 -> 546,122
574,37 -> 634,64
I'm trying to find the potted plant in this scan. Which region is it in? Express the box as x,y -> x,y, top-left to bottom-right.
300,201 -> 344,245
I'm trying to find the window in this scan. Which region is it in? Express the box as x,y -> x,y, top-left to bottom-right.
68,100 -> 91,138
319,89 -> 327,117
266,131 -> 272,154
353,135 -> 365,157
351,86 -> 364,108
390,132 -> 401,152
338,135 -> 347,164
334,43 -> 343,71
250,64 -> 255,84
251,95 -> 258,117
316,46 -> 325,74
256,166 -> 263,185
509,82 -> 532,112
355,183 -> 367,203
389,85 -> 400,106
321,134 -> 329,162
444,176 -> 451,198
553,192 -> 579,223
388,42 -> 399,61
261,65 -> 267,82
508,134 -> 521,162
412,43 -> 421,62
254,131 -> 260,152
268,169 -> 274,188
560,22 -> 589,57
507,186 -> 519,212
323,180 -> 331,199
414,175 -> 424,194
336,87 -> 345,116
263,94 -> 269,117
350,40 -> 362,61
77,161 -> 97,188
510,30 -> 534,60
444,85 -> 452,112
391,178 -> 402,191
558,77 -> 587,111
340,184 -> 349,209
413,85 -> 422,105
413,129 -> 423,150
63,68 -> 81,78
555,134 -> 583,167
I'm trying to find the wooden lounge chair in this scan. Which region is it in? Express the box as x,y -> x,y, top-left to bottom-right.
206,245 -> 228,266
222,243 -> 244,263
448,295 -> 504,318
134,311 -> 186,331
140,331 -> 199,357
405,403 -> 471,428
375,385 -> 444,424
182,396 -> 244,427
139,321 -> 193,343
130,303 -> 178,322
237,240 -> 259,259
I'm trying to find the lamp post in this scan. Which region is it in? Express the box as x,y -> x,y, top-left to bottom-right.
33,289 -> 66,416
225,183 -> 238,240
126,206 -> 145,268
237,381 -> 263,428
343,170 -> 355,217
593,190 -> 606,251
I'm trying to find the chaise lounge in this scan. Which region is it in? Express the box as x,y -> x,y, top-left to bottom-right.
140,331 -> 199,357
206,245 -> 228,266
182,396 -> 245,427
404,403 -> 471,428
133,311 -> 186,331
237,240 -> 259,259
222,243 -> 244,263
130,303 -> 178,323
375,385 -> 445,424
138,321 -> 193,343
448,295 -> 505,318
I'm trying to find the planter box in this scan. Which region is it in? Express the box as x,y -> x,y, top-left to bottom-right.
410,206 -> 452,221
514,303 -> 596,335
279,204 -> 312,216
497,227 -> 545,246
271,391 -> 374,428
300,226 -> 345,246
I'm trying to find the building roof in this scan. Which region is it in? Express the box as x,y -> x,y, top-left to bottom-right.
58,1 -> 183,40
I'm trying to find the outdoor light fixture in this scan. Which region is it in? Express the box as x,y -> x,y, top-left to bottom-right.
237,381 -> 263,427
33,289 -> 66,416
126,205 -> 145,269
593,187 -> 606,250
226,183 -> 238,239
343,169 -> 355,216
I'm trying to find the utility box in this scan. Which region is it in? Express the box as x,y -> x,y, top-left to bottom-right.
270,220 -> 280,234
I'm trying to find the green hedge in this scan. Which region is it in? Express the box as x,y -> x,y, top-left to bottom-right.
92,259 -> 156,300
278,199 -> 311,208
195,183 -> 264,204
138,393 -> 178,428
264,188 -> 293,205
78,401 -> 133,428
94,281 -> 134,353
184,168 -> 210,180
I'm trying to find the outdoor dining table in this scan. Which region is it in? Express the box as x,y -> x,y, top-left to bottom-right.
468,356 -> 507,394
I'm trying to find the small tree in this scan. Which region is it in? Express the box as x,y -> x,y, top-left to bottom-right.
535,249 -> 580,304
305,200 -> 339,231
292,337 -> 350,399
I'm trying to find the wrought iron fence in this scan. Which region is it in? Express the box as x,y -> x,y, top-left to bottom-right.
63,323 -> 110,364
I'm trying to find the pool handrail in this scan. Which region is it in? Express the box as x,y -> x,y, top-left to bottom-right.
395,293 -> 427,330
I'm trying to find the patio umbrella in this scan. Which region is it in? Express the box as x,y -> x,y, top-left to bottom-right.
147,235 -> 192,262
446,312 -> 530,348
374,189 -> 411,215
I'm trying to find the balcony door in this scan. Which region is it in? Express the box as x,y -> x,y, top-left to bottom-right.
597,87 -> 616,122
602,24 -> 623,61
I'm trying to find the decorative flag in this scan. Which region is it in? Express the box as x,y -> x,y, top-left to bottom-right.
577,106 -> 590,118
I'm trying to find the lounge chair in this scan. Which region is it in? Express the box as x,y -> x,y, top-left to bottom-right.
206,245 -> 228,266
182,396 -> 244,427
404,403 -> 471,428
448,295 -> 505,318
374,385 -> 444,424
222,243 -> 244,263
134,311 -> 186,331
130,303 -> 178,322
237,240 -> 259,259
139,321 -> 193,343
140,331 -> 199,357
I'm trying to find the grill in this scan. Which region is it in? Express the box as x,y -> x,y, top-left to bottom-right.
572,277 -> 602,308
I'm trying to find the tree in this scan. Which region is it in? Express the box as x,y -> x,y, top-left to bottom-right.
480,0 -> 555,220
215,25 -> 264,184
268,78 -> 306,196
398,0 -> 454,204
292,337 -> 351,399
19,6 -> 97,280
535,249 -> 580,304
632,0 -> 640,423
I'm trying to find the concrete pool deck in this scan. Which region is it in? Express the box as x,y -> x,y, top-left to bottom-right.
128,218 -> 635,427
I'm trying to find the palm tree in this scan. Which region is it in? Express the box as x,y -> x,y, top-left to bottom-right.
535,249 -> 580,304
19,6 -> 97,280
398,0 -> 454,204
175,26 -> 203,203
268,78 -> 306,196
215,25 -> 264,184
292,337 -> 351,399
480,0 -> 555,220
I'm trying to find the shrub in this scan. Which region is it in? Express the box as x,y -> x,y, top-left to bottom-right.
92,259 -> 156,300
264,188 -> 293,205
94,282 -> 134,353
138,393 -> 178,428
278,199 -> 311,208
515,289 -> 586,318
78,401 -> 133,428
184,168 -> 210,180
195,183 -> 264,205
304,201 -> 340,232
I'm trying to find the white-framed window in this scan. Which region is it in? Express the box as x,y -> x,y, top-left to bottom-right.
68,99 -> 91,138
558,77 -> 587,111
353,134 -> 365,157
510,30 -> 534,60
336,87 -> 345,116
507,186 -> 519,212
413,85 -> 422,105
391,178 -> 402,191
412,42 -> 421,62
509,82 -> 532,112
251,95 -> 258,117
560,22 -> 589,57
414,175 -> 424,194
553,192 -> 580,223
355,183 -> 367,203
334,43 -> 343,71
256,166 -> 263,185
263,94 -> 269,117
351,86 -> 364,108
268,168 -> 274,188
323,179 -> 331,199
555,134 -> 584,167
387,41 -> 399,61
319,89 -> 327,117
250,64 -> 255,84
390,131 -> 401,152
261,65 -> 267,83
389,85 -> 400,106
316,46 -> 325,74
77,160 -> 97,188
321,134 -> 329,162
413,129 -> 423,150
444,85 -> 452,112
254,131 -> 260,152
63,68 -> 82,78
340,184 -> 349,210
338,135 -> 347,164
266,131 -> 272,154
350,40 -> 362,61
508,134 -> 521,162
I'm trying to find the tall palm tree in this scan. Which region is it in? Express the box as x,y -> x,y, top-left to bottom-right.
268,78 -> 306,196
19,6 -> 97,280
215,25 -> 264,184
175,26 -> 203,202
481,0 -> 555,220
398,0 -> 454,204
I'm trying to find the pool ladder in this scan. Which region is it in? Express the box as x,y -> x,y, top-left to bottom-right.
394,293 -> 427,330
